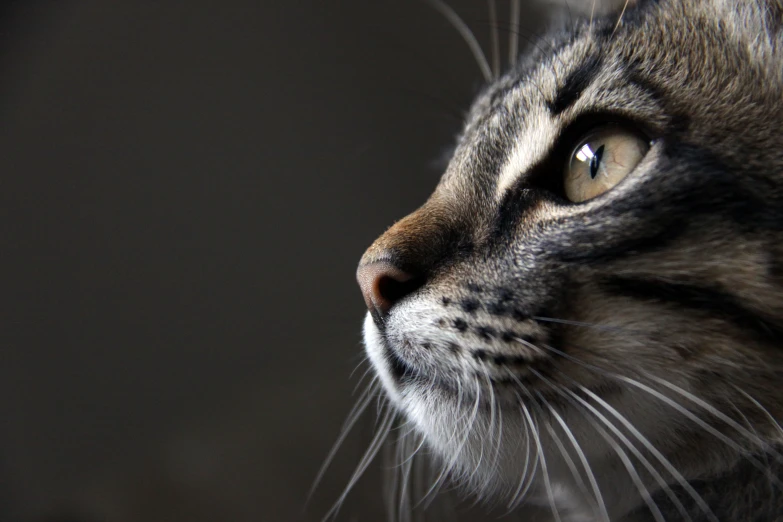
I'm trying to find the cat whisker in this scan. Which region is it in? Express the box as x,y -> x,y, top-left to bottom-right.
487,0 -> 500,78
394,418 -> 419,440
389,371 -> 437,522
504,376 -> 536,511
537,389 -> 611,522
467,376 -> 486,490
323,401 -> 396,522
509,0 -> 521,66
538,393 -> 595,512
532,340 -> 783,489
416,378 -> 466,510
611,0 -> 631,37
383,437 -> 399,522
351,361 -> 377,395
513,335 -> 547,356
308,377 -> 380,504
396,430 -> 416,522
582,399 -> 666,522
577,384 -> 715,522
732,385 -> 783,442
385,421 -> 421,522
531,367 -> 688,522
472,20 -> 567,74
529,365 -> 662,521
419,378 -> 480,508
411,442 -> 427,522
398,428 -> 428,468
348,353 -> 370,379
478,362 -> 504,495
645,372 -> 783,463
490,370 -> 505,490
532,315 -> 641,334
516,387 -> 561,522
424,0 -> 493,82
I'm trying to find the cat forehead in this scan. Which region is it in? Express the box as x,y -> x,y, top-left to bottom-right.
446,0 -> 783,201
455,36 -> 652,200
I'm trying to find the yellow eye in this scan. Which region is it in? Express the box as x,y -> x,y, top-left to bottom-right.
564,125 -> 650,203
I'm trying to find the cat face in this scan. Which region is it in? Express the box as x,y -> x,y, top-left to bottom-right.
358,0 -> 783,519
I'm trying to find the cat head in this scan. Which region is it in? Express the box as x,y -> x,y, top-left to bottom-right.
357,0 -> 783,518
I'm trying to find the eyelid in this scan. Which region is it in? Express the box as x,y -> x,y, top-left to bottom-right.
522,113 -> 654,200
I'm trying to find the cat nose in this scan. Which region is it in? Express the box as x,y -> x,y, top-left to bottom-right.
357,260 -> 423,321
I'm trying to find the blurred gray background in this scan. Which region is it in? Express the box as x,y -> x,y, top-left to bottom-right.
0,1 -> 552,520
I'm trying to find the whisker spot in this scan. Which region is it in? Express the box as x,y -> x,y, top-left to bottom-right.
460,299 -> 480,313
453,318 -> 468,332
476,326 -> 496,340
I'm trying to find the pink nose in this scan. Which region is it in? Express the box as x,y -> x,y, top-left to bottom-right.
356,261 -> 421,320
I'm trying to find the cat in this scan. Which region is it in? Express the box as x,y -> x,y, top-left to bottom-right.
352,0 -> 783,520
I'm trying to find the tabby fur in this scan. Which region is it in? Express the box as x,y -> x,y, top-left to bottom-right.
357,1 -> 783,520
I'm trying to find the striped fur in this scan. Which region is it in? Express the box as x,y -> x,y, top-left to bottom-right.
357,1 -> 783,520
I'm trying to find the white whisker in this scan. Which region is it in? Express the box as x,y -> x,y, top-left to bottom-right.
531,368 -> 687,521
398,430 -> 428,467
309,378 -> 379,503
538,391 -> 611,522
611,0 -> 631,37
647,373 -> 783,462
424,0 -> 493,82
506,385 -> 536,510
516,390 -> 561,522
412,440 -> 427,522
578,385 -> 714,521
733,385 -> 783,441
383,433 -> 399,522
529,363 -> 665,522
488,0 -> 500,78
509,0 -> 521,66
615,374 -> 783,491
543,409 -> 593,506
351,362 -> 376,394
581,404 -> 666,522
323,402 -> 396,521
419,377 -> 480,507
532,315 -> 639,334
397,430 -> 415,522
531,340 -> 783,492
479,363 -> 501,494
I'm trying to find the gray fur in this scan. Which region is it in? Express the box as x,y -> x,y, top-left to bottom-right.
356,1 -> 783,520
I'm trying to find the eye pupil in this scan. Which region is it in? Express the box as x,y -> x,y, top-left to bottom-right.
589,144 -> 605,179
564,124 -> 650,203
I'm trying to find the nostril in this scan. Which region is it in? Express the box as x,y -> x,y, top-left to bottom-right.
357,261 -> 425,319
377,274 -> 423,306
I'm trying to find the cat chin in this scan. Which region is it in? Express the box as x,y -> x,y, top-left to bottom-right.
394,391 -> 657,521
363,314 -> 515,485
362,313 -> 403,404
364,313 -> 573,503
363,314 -> 683,519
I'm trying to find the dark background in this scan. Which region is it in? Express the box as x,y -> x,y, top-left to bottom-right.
0,1 -> 551,520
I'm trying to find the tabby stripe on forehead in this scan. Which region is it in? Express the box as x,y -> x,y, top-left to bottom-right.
494,54 -> 604,199
600,276 -> 783,343
547,55 -> 602,115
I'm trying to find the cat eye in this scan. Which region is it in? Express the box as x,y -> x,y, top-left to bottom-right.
564,125 -> 650,203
